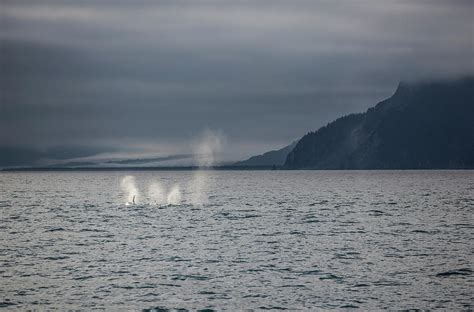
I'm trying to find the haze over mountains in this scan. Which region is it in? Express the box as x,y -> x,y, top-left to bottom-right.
284,77 -> 473,169
1,77 -> 472,170
237,77 -> 474,169
233,141 -> 298,167
3,0 -> 473,167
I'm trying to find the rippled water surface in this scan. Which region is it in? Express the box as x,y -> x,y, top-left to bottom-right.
1,170 -> 473,310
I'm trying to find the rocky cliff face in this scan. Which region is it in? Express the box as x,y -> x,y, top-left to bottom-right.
285,77 -> 474,169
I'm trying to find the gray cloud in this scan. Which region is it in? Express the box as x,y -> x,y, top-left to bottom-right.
1,0 -> 473,165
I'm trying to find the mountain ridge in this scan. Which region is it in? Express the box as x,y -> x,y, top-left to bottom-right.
284,77 -> 474,169
234,141 -> 298,167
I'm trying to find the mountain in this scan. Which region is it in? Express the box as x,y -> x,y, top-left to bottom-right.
285,77 -> 474,169
234,141 -> 298,167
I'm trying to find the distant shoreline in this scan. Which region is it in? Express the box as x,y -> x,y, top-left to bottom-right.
1,166 -> 277,172
2,166 -> 473,172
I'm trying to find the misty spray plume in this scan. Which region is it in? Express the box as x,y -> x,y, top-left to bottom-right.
190,129 -> 225,205
120,129 -> 224,207
167,184 -> 182,205
121,175 -> 139,204
194,129 -> 224,168
149,180 -> 182,206
148,181 -> 165,206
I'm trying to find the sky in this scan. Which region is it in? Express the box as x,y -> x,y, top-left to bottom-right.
1,0 -> 473,166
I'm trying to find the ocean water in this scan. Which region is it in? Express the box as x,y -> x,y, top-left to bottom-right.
0,170 -> 473,310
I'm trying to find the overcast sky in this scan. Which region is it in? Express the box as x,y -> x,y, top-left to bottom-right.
1,0 -> 473,166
